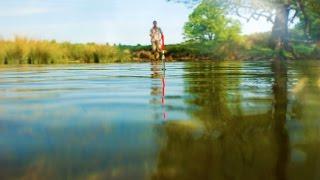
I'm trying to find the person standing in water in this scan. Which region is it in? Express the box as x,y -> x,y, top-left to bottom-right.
150,20 -> 163,60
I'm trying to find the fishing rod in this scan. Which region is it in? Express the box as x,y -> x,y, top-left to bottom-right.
161,34 -> 166,71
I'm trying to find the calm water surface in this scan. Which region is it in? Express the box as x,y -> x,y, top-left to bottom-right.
0,61 -> 320,179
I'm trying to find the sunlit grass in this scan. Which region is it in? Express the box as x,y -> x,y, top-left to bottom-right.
0,37 -> 131,65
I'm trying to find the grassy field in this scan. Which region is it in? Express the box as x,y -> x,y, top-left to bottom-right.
0,37 -> 131,65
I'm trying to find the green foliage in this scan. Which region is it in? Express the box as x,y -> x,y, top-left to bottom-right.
294,44 -> 314,55
293,44 -> 318,59
294,10 -> 320,41
184,1 -> 241,42
170,0 -> 319,50
165,39 -> 247,60
306,0 -> 320,16
0,37 -> 131,65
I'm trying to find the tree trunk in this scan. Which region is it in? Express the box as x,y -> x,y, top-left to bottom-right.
270,4 -> 291,60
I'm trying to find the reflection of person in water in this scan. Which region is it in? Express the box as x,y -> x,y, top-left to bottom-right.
150,62 -> 167,121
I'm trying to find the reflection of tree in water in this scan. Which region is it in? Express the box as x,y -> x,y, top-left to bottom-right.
152,61 -> 291,180
286,61 -> 320,180
272,60 -> 289,180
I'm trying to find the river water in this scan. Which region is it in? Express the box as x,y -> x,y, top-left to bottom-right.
0,60 -> 320,179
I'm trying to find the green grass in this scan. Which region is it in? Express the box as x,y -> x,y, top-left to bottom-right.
0,37 -> 131,65
293,44 -> 318,59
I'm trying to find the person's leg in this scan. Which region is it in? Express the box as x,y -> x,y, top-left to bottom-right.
155,41 -> 161,60
152,41 -> 156,52
158,40 -> 162,52
152,41 -> 158,60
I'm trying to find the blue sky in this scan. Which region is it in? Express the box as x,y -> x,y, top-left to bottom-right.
0,0 -> 273,45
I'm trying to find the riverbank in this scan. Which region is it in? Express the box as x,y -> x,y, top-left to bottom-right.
126,33 -> 320,61
1,34 -> 319,65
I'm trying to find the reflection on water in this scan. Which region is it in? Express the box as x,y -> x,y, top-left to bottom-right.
150,62 -> 167,121
0,61 -> 320,179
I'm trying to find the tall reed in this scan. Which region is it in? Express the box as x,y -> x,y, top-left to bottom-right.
0,37 -> 131,64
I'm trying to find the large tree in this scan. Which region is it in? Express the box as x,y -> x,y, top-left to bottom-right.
184,1 -> 241,42
294,1 -> 320,42
168,0 -> 320,59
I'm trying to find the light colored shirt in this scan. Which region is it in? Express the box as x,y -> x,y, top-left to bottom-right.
150,27 -> 163,42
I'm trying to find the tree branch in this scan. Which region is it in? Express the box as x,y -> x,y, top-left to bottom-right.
235,7 -> 274,23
